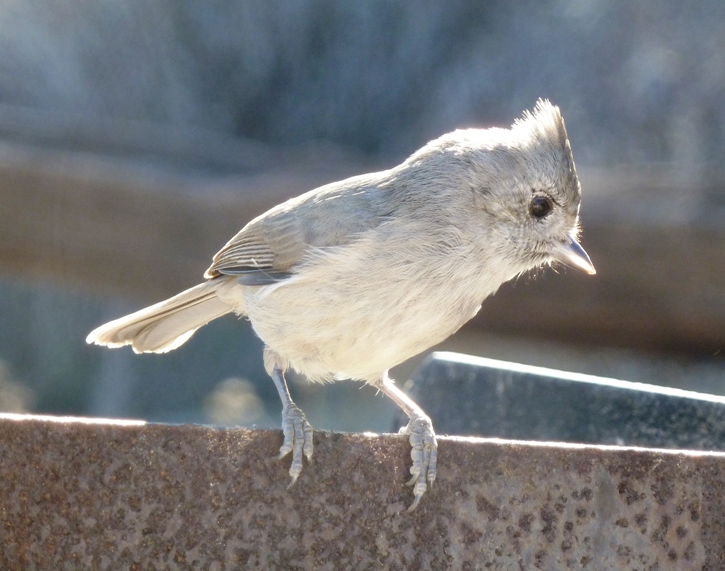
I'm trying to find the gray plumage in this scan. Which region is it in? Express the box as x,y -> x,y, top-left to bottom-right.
87,100 -> 594,510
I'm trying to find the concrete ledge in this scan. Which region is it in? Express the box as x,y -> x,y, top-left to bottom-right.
1,414 -> 724,570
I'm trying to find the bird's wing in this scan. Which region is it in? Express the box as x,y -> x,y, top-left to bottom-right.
204,172 -> 391,285
204,224 -> 292,284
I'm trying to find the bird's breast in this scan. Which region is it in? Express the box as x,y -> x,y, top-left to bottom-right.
242,226 -> 502,382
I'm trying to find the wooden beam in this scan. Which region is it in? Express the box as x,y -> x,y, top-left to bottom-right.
0,140 -> 366,300
0,115 -> 722,355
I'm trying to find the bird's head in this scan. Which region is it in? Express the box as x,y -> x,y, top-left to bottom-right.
407,100 -> 595,278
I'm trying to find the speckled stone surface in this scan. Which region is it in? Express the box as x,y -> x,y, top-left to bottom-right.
1,414 -> 724,570
405,352 -> 725,451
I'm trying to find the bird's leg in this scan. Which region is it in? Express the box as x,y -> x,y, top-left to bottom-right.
267,361 -> 314,487
378,371 -> 438,511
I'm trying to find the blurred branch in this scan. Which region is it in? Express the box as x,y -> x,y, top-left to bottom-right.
0,106 -> 370,300
0,108 -> 723,355
0,145 -> 361,299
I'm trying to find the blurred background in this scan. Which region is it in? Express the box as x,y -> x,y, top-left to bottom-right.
0,0 -> 723,433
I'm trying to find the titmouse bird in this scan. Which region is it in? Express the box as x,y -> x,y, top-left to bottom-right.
87,100 -> 595,511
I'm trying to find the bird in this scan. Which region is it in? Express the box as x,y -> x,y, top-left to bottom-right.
86,99 -> 595,511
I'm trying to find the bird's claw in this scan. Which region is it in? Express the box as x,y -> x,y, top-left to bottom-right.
400,411 -> 438,511
277,402 -> 314,486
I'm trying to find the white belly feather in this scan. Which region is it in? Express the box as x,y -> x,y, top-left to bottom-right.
239,222 -> 514,383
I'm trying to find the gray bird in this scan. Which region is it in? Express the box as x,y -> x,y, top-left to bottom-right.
87,100 -> 595,511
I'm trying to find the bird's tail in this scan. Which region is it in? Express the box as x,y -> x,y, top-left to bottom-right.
86,279 -> 236,354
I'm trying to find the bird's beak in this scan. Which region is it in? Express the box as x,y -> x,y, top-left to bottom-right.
552,234 -> 596,275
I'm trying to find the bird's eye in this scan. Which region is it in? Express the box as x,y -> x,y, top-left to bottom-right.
529,195 -> 553,219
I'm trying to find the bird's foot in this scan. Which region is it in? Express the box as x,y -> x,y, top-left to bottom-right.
277,402 -> 314,487
400,411 -> 438,511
